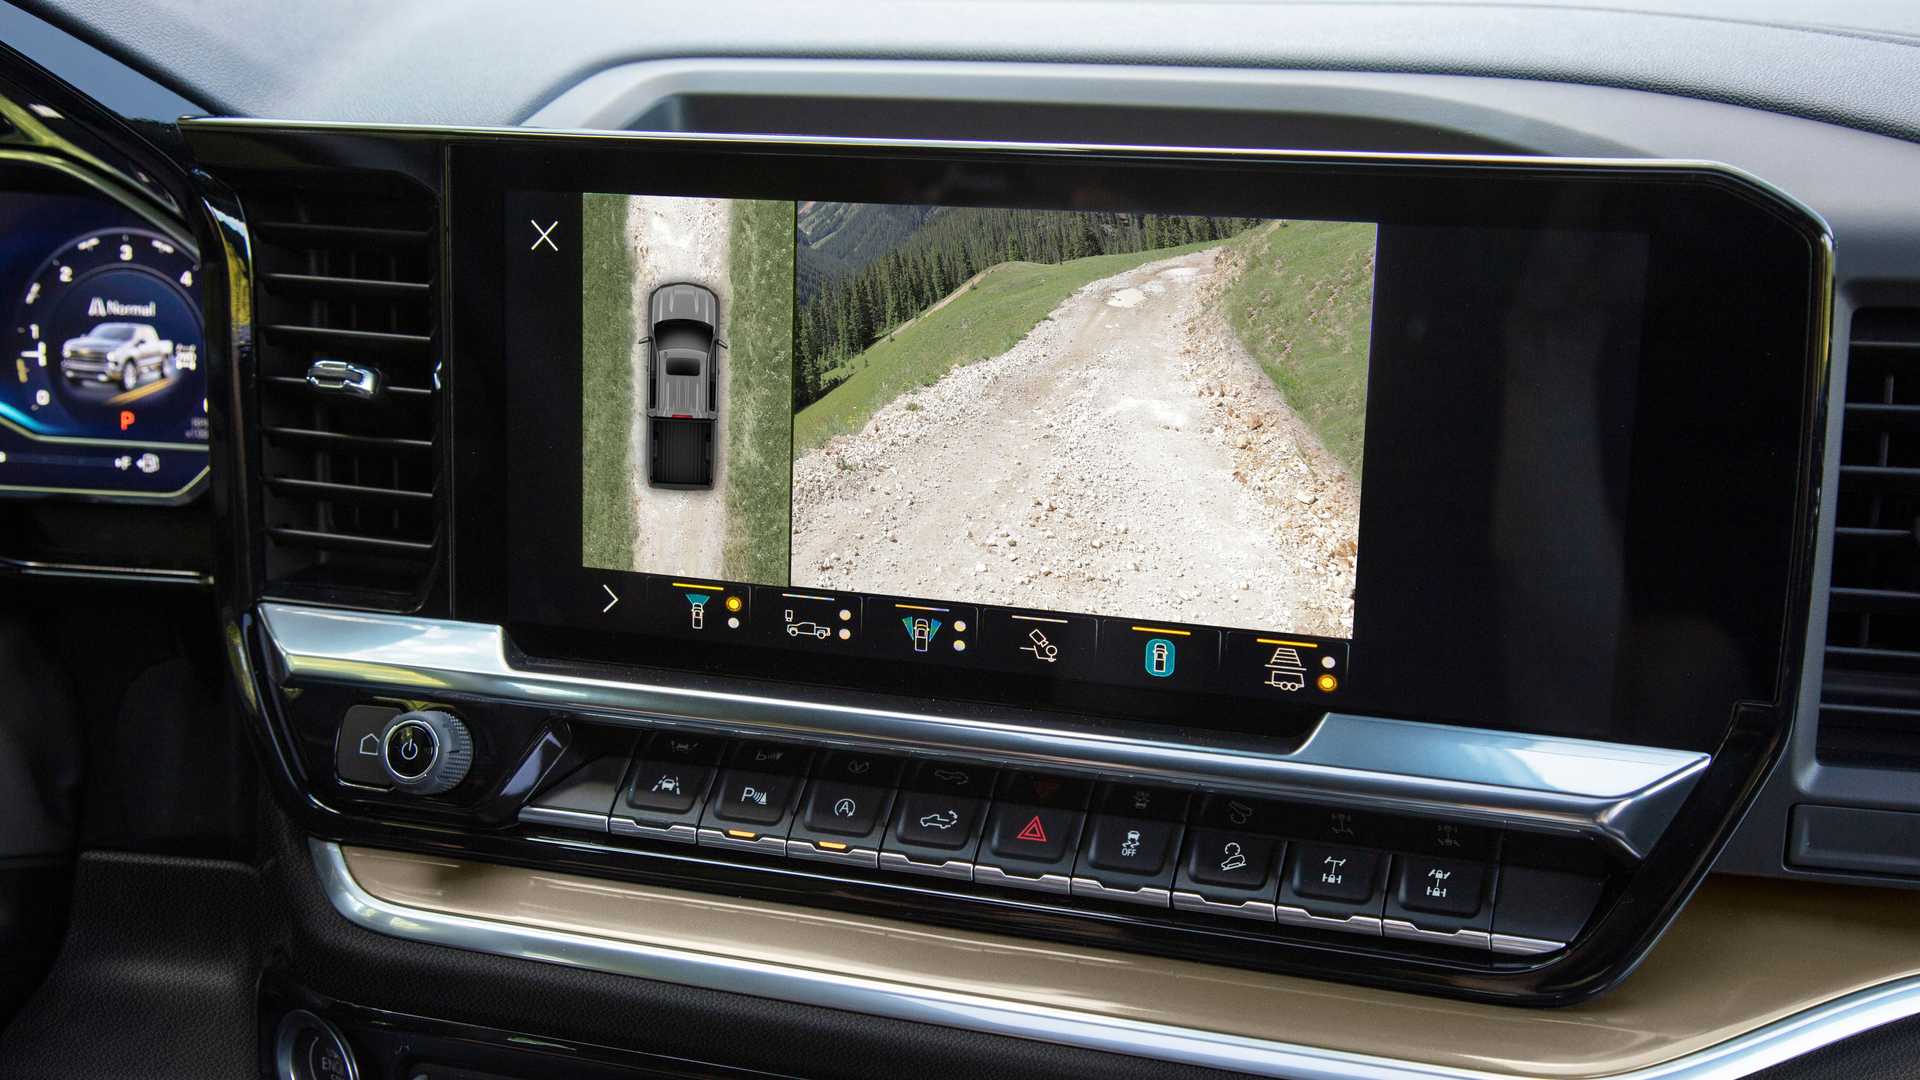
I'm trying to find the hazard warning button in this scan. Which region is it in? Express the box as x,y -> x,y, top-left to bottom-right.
986,802 -> 1083,865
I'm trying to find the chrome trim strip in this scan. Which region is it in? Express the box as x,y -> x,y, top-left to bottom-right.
316,840 -> 1916,1080
1071,876 -> 1172,909
516,805 -> 609,832
1275,905 -> 1383,937
609,818 -> 698,845
698,827 -> 789,856
787,840 -> 881,869
0,555 -> 210,586
1382,919 -> 1491,950
258,605 -> 1710,858
180,115 -> 1831,235
1491,933 -> 1566,957
877,850 -> 975,881
974,864 -> 1074,895
1172,889 -> 1277,923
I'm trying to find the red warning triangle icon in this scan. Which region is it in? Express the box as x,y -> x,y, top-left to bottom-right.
1016,815 -> 1049,843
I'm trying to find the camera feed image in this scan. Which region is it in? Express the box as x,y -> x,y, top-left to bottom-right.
790,206 -> 1374,637
580,194 -> 796,584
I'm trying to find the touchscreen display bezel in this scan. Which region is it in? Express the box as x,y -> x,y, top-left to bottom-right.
448,135 -> 1827,754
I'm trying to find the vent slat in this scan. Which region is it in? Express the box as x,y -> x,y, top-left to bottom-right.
252,221 -> 430,249
262,271 -> 432,298
266,476 -> 434,507
1826,645 -> 1920,664
1821,306 -> 1920,769
262,426 -> 433,454
1843,402 -> 1920,431
267,527 -> 436,556
1838,464 -> 1920,493
262,323 -> 433,352
239,170 -> 441,605
1830,586 -> 1920,615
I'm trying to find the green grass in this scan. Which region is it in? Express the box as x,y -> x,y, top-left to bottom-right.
579,192 -> 637,571
793,239 -> 1219,453
1218,219 -> 1376,477
720,200 -> 797,584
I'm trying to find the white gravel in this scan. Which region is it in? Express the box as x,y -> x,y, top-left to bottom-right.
791,246 -> 1359,636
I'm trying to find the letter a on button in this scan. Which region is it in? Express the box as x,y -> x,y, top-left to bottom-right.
1016,815 -> 1048,843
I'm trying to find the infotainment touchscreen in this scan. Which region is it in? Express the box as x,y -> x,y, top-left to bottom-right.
574,194 -> 1372,694
478,139 -> 1821,743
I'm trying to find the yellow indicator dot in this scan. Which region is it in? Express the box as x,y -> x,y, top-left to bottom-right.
726,829 -> 758,840
953,640 -> 967,652
1316,674 -> 1339,693
838,608 -> 852,621
816,840 -> 848,851
724,595 -> 744,613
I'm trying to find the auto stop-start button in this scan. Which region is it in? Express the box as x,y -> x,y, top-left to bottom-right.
383,718 -> 438,781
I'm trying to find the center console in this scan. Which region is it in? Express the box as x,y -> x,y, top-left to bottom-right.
184,121 -> 1828,1006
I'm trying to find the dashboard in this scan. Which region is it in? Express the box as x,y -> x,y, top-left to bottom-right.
3,4 -> 1920,1080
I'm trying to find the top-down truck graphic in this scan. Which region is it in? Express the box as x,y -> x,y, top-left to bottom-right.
645,282 -> 722,489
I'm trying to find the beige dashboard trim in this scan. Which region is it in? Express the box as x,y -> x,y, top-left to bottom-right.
330,843 -> 1920,1078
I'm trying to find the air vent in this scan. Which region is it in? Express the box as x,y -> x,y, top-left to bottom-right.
239,171 -> 440,606
1820,306 -> 1920,768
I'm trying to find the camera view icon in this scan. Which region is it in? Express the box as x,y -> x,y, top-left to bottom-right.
901,615 -> 942,652
1143,638 -> 1176,678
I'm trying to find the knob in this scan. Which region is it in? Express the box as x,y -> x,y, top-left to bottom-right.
379,709 -> 472,795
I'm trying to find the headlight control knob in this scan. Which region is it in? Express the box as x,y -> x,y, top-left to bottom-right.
379,709 -> 472,795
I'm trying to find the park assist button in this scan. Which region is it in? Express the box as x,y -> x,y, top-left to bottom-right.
1223,630 -> 1349,697
710,769 -> 802,826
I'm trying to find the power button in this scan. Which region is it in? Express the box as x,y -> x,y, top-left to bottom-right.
383,719 -> 437,781
377,710 -> 473,795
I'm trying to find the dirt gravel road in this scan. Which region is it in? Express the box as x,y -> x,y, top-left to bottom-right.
791,246 -> 1359,636
625,196 -> 733,577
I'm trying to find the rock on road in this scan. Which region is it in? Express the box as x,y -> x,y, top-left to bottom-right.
791,246 -> 1359,637
625,196 -> 733,578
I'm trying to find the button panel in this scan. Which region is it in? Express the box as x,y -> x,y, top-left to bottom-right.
519,728 -> 1603,959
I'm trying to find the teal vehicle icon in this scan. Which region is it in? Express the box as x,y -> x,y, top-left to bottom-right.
1144,637 -> 1176,678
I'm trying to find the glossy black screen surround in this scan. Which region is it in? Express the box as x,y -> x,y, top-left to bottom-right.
453,137 -> 1826,755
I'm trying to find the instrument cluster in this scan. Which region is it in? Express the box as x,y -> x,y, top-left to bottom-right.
0,169 -> 207,502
